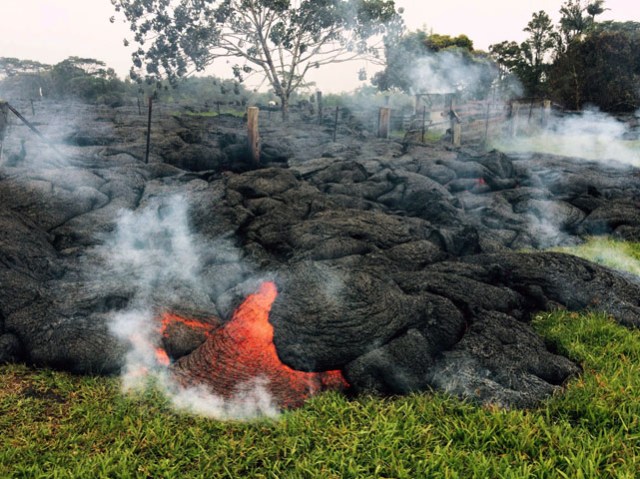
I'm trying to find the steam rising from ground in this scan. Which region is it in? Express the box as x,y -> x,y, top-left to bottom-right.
483,108 -> 640,248
494,108 -> 640,166
0,100 -> 96,168
104,195 -> 278,419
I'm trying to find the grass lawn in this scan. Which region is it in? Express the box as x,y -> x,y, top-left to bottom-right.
2,239 -> 640,478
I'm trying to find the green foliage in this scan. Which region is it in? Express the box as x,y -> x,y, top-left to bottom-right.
111,0 -> 403,116
490,11 -> 557,97
0,58 -> 51,78
549,23 -> 640,111
424,33 -> 474,52
490,1 -> 639,112
552,238 -> 640,276
0,58 -> 51,99
159,76 -> 250,104
0,56 -> 132,105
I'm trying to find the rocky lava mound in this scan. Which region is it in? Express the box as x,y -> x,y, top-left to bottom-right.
2,102 -> 640,408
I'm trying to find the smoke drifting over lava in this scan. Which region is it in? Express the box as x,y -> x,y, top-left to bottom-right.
496,108 -> 640,166
101,194 -> 347,418
102,195 -> 280,418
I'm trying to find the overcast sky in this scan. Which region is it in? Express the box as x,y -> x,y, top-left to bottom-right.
1,0 -> 638,92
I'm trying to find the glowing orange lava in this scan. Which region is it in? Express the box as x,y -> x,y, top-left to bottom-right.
169,281 -> 349,409
159,313 -> 215,339
155,347 -> 170,366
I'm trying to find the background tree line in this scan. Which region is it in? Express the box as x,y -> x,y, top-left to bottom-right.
489,0 -> 640,112
3,0 -> 638,115
0,56 -> 131,105
371,0 -> 638,113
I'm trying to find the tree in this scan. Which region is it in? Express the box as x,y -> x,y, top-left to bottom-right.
111,0 -> 402,118
0,58 -> 51,79
48,57 -> 128,105
490,11 -> 558,97
488,1 -> 640,112
522,11 -> 558,95
372,30 -> 495,99
0,58 -> 51,99
558,0 -> 607,48
549,22 -> 640,111
586,0 -> 608,21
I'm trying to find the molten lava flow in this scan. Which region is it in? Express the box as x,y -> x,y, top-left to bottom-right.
155,347 -> 170,367
170,281 -> 349,409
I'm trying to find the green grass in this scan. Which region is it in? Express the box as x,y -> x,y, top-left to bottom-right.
3,238 -> 640,478
552,237 -> 640,276
2,310 -> 640,478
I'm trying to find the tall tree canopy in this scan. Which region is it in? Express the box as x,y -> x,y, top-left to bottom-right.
549,21 -> 640,111
488,0 -> 640,111
110,0 -> 402,117
490,10 -> 557,97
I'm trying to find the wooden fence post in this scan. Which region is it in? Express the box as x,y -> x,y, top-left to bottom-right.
452,122 -> 462,148
247,106 -> 260,166
447,94 -> 461,147
0,101 -> 8,161
316,91 -> 323,124
145,97 -> 153,164
510,101 -> 520,137
542,99 -> 551,127
333,106 -> 339,142
378,107 -> 391,138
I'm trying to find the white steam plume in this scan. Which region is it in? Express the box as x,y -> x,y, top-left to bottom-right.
409,50 -> 493,96
494,108 -> 640,166
0,99 -> 97,168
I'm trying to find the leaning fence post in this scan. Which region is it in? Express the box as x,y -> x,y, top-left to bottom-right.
247,106 -> 260,166
145,96 -> 153,164
447,95 -> 461,147
378,107 -> 391,138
